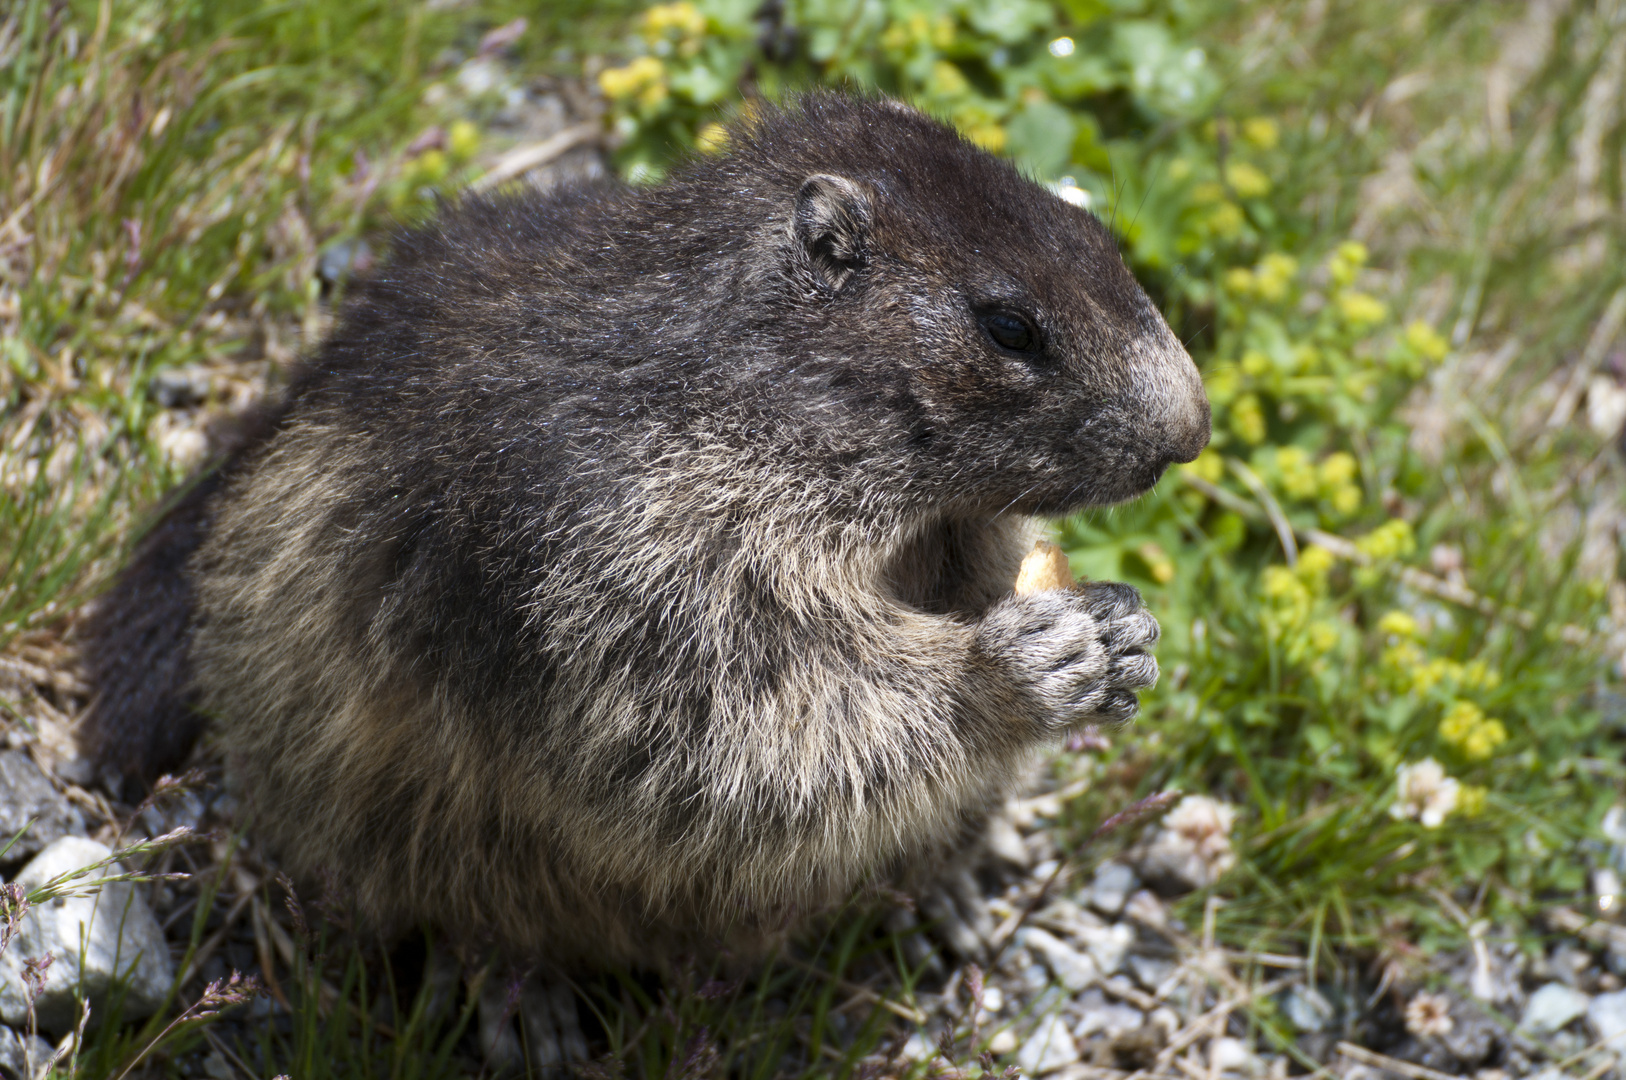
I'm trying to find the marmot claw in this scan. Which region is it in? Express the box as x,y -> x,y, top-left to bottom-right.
979,580 -> 1161,731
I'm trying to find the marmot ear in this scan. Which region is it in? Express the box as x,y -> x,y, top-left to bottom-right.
794,173 -> 870,293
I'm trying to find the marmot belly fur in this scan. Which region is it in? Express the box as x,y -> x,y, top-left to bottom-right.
83,93 -> 1209,969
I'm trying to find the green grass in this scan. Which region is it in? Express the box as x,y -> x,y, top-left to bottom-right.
2,0 -> 1623,1074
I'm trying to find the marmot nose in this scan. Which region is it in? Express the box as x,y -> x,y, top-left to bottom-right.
1168,397 -> 1212,464
1151,338 -> 1211,465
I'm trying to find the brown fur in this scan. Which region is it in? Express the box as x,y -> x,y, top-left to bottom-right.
84,94 -> 1209,969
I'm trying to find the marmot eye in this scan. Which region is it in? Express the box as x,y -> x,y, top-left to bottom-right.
979,310 -> 1038,353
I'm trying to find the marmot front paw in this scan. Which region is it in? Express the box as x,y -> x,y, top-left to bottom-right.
977,581 -> 1160,730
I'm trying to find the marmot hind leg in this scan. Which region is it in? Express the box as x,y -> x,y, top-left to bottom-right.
477,971 -> 590,1076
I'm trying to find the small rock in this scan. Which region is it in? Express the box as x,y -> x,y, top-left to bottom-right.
1210,1036 -> 1254,1072
139,790 -> 206,837
899,1032 -> 937,1063
1124,889 -> 1168,929
988,1028 -> 1018,1055
979,986 -> 1004,1014
985,815 -> 1029,867
1075,922 -> 1135,976
1148,1006 -> 1180,1036
148,367 -> 212,409
1128,954 -> 1175,993
1439,1000 -> 1499,1065
1017,962 -> 1050,995
1279,985 -> 1334,1033
1074,1001 -> 1144,1039
317,239 -> 375,286
1017,927 -> 1099,992
1036,896 -> 1104,934
1549,942 -> 1593,988
1519,982 -> 1589,1035
0,1025 -> 53,1080
1017,1014 -> 1079,1075
202,1048 -> 236,1080
0,837 -> 175,1033
49,757 -> 96,789
1087,861 -> 1138,916
1586,988 -> 1626,1049
0,754 -> 83,866
919,888 -> 982,959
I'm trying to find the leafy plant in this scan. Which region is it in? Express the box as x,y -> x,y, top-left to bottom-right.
590,0 -> 1622,958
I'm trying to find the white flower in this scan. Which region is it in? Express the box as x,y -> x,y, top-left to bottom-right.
1164,795 -> 1239,869
1390,758 -> 1459,828
1138,796 -> 1239,890
1404,991 -> 1454,1037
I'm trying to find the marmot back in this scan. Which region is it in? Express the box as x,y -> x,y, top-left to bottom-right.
82,93 -> 1209,968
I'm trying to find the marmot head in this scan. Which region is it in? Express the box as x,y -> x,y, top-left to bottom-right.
694,94 -> 1210,516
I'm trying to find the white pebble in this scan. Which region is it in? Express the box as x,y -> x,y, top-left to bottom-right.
1016,1014 -> 1080,1075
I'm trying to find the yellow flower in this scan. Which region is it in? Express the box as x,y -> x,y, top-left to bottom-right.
930,60 -> 970,98
448,120 -> 480,161
1224,161 -> 1271,199
1138,542 -> 1175,584
1328,240 -> 1368,287
1183,448 -> 1225,483
965,123 -> 1005,153
1230,393 -> 1265,444
1341,371 -> 1374,398
1329,484 -> 1362,515
1306,619 -> 1340,655
1261,565 -> 1306,603
1297,544 -> 1335,581
1240,348 -> 1270,376
642,1 -> 706,41
1462,720 -> 1508,761
639,81 -> 669,109
1382,639 -> 1426,682
599,56 -> 666,101
1414,657 -> 1454,695
1404,320 -> 1450,362
1440,700 -> 1482,743
1253,253 -> 1297,301
931,14 -> 955,48
1336,291 -> 1388,328
1439,701 -> 1508,761
1260,253 -> 1297,277
1319,451 -> 1357,487
1275,445 -> 1319,499
1457,784 -> 1488,817
1355,519 -> 1415,561
1204,365 -> 1240,405
1241,117 -> 1279,150
1189,181 -> 1225,204
1207,202 -> 1245,238
695,121 -> 729,153
1461,659 -> 1501,691
1378,611 -> 1419,639
1223,267 -> 1255,295
411,148 -> 448,184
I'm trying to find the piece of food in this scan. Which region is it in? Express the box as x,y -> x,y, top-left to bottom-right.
1014,540 -> 1075,595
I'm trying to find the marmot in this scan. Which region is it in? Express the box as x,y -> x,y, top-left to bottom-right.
83,93 -> 1209,970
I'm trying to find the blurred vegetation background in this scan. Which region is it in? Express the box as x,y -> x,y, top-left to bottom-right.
3,0 -> 1626,1075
